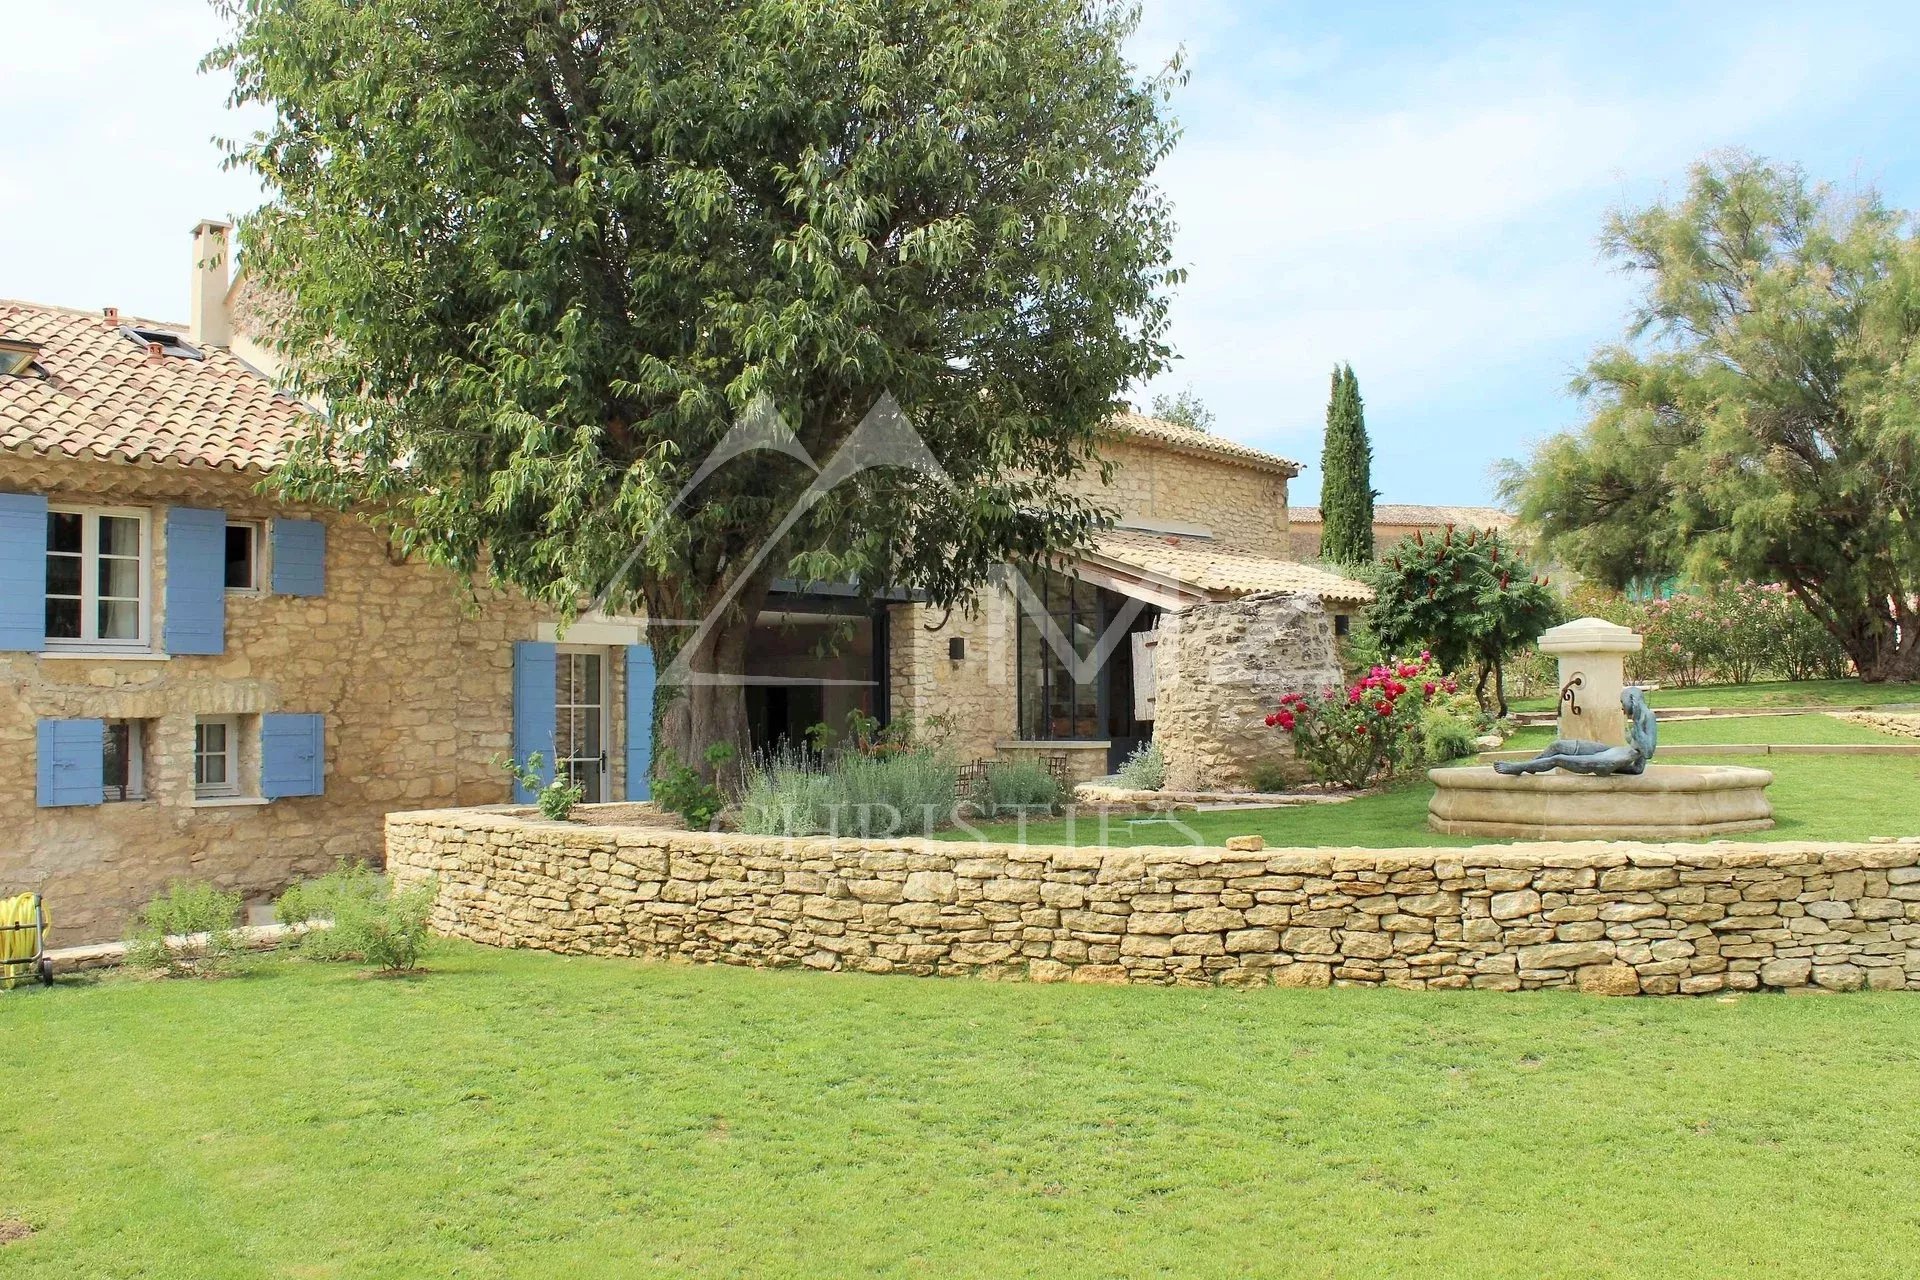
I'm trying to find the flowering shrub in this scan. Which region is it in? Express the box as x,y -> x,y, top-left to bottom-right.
1638,593 -> 1722,686
1566,582 -> 1853,686
1265,655 -> 1458,789
1771,586 -> 1854,681
1367,527 -> 1560,714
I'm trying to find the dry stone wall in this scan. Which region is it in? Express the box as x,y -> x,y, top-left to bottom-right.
388,809 -> 1920,995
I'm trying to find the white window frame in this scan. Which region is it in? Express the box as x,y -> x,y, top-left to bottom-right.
103,717 -> 147,803
194,715 -> 242,799
44,504 -> 152,652
224,519 -> 265,593
554,646 -> 611,804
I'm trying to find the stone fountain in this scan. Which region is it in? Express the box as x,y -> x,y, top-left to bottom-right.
1427,618 -> 1775,839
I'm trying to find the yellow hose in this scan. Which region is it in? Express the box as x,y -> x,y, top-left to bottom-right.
1,894 -> 43,990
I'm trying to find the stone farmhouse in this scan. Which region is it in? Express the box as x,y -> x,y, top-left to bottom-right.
1,221 -> 1368,941
1286,503 -> 1517,563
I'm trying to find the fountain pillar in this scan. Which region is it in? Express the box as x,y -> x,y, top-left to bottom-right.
1538,617 -> 1642,747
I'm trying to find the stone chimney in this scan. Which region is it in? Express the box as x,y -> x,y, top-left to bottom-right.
189,219 -> 233,347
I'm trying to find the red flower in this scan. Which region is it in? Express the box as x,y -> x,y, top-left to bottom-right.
1423,681 -> 1436,697
1354,725 -> 1368,738
1265,713 -> 1279,727
1276,710 -> 1296,731
1374,700 -> 1394,717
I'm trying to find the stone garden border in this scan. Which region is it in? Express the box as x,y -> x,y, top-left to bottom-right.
387,809 -> 1920,996
1072,783 -> 1363,810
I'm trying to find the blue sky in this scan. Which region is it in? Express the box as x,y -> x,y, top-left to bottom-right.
5,1 -> 1918,505
1128,0 -> 1920,503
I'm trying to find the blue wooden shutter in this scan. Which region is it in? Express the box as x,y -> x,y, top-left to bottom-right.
261,713 -> 325,798
270,518 -> 326,596
624,643 -> 655,800
163,507 -> 227,654
0,492 -> 48,652
512,641 -> 557,801
36,718 -> 105,808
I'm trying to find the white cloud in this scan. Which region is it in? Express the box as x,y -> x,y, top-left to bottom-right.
0,1 -> 266,322
1132,4 -> 1916,500
2,1 -> 1915,507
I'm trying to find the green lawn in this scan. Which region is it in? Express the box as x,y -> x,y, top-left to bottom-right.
952,715 -> 1920,849
5,946 -> 1920,1278
1512,678 -> 1920,712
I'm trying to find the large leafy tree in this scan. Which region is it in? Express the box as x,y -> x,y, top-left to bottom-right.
1318,364 -> 1374,564
1504,153 -> 1920,681
1368,528 -> 1560,716
210,0 -> 1182,775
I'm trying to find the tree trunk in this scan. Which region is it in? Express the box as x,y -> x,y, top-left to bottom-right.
647,572 -> 773,787
1827,598 -> 1920,687
1815,586 -> 1920,684
1492,654 -> 1509,718
1855,625 -> 1920,683
1472,660 -> 1494,713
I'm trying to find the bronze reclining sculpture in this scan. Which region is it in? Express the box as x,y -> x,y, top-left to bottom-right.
1494,686 -> 1658,778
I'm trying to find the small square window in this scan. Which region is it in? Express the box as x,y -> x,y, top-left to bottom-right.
0,337 -> 43,378
194,716 -> 241,799
104,718 -> 150,802
1333,614 -> 1352,637
225,522 -> 261,591
118,326 -> 205,361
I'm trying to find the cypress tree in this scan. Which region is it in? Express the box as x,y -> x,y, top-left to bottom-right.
1318,364 -> 1376,564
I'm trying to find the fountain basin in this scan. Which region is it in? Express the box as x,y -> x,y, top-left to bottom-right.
1428,764 -> 1775,840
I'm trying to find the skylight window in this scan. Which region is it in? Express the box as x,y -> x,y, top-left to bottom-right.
0,337 -> 41,377
117,325 -> 205,361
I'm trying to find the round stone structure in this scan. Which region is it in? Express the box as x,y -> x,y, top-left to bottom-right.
1428,764 -> 1776,840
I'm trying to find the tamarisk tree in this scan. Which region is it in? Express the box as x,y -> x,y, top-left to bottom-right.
211,0 -> 1181,776
1505,153 -> 1920,682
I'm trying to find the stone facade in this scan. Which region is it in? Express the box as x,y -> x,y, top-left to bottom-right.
1150,592 -> 1343,791
888,439 -> 1308,779
2,455 -> 552,941
888,594 -> 1019,765
9,418 -> 1307,938
1087,436 -> 1291,554
387,809 -> 1920,994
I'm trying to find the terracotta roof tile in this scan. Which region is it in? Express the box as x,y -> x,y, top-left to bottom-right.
0,299 -> 1301,489
0,299 -> 312,474
1108,411 -> 1300,476
1089,528 -> 1374,605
